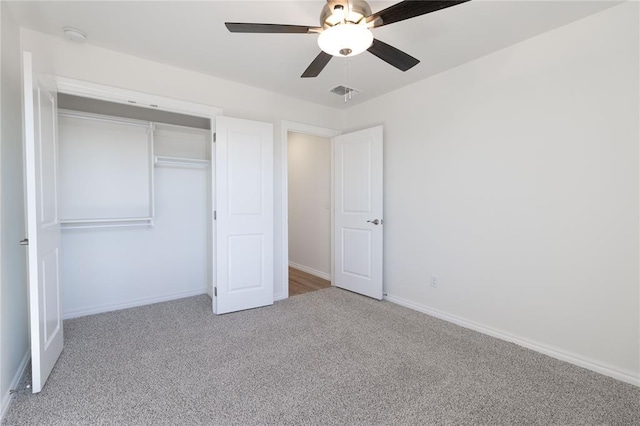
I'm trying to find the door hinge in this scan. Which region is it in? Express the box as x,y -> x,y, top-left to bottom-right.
20,239 -> 29,246
214,211 -> 217,220
214,287 -> 217,297
213,133 -> 216,143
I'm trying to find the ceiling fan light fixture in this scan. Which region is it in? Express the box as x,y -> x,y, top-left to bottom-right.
318,24 -> 373,57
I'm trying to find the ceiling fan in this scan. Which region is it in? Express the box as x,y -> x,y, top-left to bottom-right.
225,0 -> 470,78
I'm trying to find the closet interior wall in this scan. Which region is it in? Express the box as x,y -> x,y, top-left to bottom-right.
57,95 -> 213,318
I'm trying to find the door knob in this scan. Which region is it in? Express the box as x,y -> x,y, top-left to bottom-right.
367,219 -> 380,225
20,239 -> 29,246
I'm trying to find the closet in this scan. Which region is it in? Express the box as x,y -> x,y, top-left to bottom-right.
24,60 -> 275,392
56,95 -> 213,318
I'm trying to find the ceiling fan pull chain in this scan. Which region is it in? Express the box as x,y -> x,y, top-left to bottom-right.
344,58 -> 353,102
344,59 -> 348,103
348,59 -> 351,100
345,58 -> 353,102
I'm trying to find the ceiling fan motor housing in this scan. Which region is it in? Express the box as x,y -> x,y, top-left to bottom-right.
320,0 -> 373,28
318,0 -> 375,57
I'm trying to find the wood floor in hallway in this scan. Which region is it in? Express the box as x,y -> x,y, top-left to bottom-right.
288,267 -> 331,297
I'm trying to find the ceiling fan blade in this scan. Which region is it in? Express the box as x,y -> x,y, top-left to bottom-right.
301,51 -> 333,78
367,39 -> 419,72
366,0 -> 470,28
225,23 -> 321,33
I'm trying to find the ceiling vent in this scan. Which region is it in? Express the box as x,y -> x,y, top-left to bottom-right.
330,85 -> 361,96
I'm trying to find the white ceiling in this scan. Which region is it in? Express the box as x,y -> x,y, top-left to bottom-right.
7,1 -> 621,109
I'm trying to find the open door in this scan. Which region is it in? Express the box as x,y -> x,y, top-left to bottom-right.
23,52 -> 63,393
334,126 -> 383,299
215,116 -> 274,314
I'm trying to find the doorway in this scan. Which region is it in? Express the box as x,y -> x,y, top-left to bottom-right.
281,122 -> 340,298
287,131 -> 332,296
281,122 -> 385,301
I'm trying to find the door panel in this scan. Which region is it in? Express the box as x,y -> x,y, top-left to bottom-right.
23,52 -> 63,393
228,234 -> 263,292
38,88 -> 58,226
228,134 -> 263,215
342,228 -> 372,278
216,117 -> 274,314
342,140 -> 372,213
334,126 -> 383,300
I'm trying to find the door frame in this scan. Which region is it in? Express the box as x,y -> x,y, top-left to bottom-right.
279,121 -> 341,300
48,75 -> 222,301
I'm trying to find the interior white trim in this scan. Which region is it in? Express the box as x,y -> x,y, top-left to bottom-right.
54,76 -> 222,118
384,293 -> 640,387
280,121 -> 340,301
289,262 -> 332,282
63,289 -> 208,320
0,349 -> 30,423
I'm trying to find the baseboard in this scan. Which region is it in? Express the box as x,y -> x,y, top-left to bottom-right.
274,292 -> 287,301
288,262 -> 331,281
0,349 -> 30,422
63,288 -> 208,319
384,294 -> 640,387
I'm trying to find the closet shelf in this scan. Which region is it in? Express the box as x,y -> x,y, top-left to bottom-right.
60,217 -> 153,230
154,156 -> 210,169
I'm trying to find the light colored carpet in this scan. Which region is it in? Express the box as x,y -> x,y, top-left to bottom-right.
4,288 -> 639,425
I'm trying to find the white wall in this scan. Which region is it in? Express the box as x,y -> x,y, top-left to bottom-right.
0,2 -> 29,421
287,132 -> 331,279
61,164 -> 209,318
20,28 -> 344,300
345,2 -> 639,384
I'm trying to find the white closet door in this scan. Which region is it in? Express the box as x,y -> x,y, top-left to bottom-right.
215,116 -> 274,314
334,126 -> 384,300
23,52 -> 64,393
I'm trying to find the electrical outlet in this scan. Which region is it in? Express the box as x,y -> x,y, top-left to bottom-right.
430,275 -> 438,288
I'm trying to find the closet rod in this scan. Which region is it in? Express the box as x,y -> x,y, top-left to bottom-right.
154,156 -> 210,168
61,222 -> 153,230
60,217 -> 153,224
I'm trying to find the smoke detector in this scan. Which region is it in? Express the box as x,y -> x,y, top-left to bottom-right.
63,27 -> 87,43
